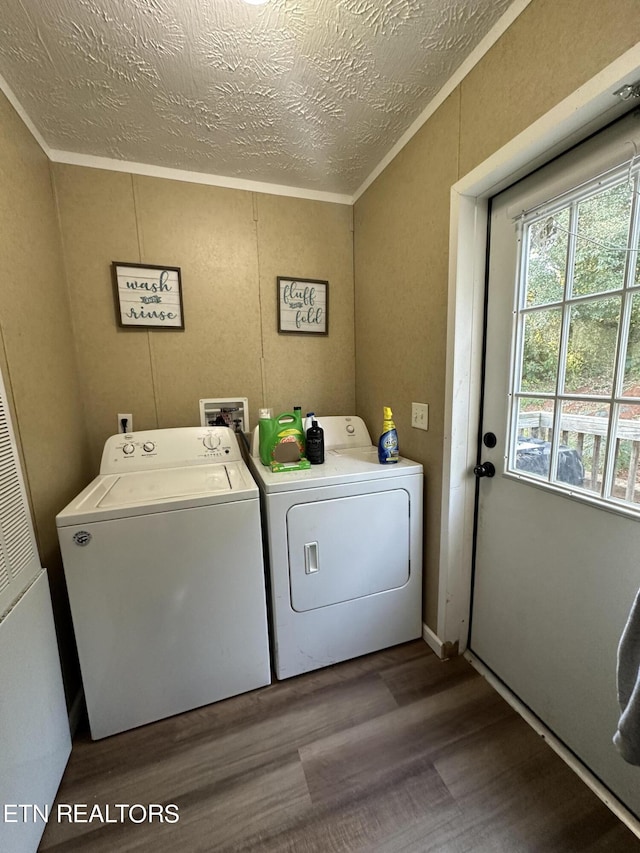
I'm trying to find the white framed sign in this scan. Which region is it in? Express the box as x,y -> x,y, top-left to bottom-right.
112,262 -> 184,329
277,277 -> 328,335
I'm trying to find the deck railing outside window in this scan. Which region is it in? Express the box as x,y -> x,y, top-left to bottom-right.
516,411 -> 640,505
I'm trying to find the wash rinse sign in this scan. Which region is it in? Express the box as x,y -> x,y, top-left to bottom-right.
112,262 -> 185,329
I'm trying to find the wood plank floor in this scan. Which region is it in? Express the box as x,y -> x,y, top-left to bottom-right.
39,641 -> 640,852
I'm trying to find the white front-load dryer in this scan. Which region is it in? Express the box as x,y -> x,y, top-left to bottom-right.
249,416 -> 423,679
57,427 -> 271,739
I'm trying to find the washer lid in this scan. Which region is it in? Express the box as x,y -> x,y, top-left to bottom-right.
56,461 -> 258,526
99,465 -> 232,508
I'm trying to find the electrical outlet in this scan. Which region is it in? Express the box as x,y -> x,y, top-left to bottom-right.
411,402 -> 429,431
118,413 -> 133,434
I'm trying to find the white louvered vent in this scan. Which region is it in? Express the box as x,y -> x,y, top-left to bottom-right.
0,542 -> 8,595
0,373 -> 40,621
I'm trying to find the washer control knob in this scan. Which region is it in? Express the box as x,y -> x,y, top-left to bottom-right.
202,433 -> 221,450
346,424 -> 355,434
123,443 -> 135,455
143,442 -> 155,453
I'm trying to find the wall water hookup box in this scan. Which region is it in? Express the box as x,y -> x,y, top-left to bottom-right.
199,398 -> 249,432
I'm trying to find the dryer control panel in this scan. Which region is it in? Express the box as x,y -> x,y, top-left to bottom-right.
319,416 -> 372,450
100,427 -> 242,473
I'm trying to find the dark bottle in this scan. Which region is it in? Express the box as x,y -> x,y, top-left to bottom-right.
306,419 -> 325,465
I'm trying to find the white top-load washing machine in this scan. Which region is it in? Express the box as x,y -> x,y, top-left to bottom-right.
249,416 -> 423,680
57,427 -> 271,739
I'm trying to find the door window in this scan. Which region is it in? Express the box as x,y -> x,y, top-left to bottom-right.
508,163 -> 640,515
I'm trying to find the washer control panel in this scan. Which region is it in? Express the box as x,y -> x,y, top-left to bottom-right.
100,427 -> 242,473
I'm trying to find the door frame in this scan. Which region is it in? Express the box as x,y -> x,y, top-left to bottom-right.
436,45 -> 640,655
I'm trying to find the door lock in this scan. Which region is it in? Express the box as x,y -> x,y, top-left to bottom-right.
474,461 -> 496,478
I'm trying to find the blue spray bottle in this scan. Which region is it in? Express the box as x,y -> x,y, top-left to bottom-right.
378,406 -> 399,464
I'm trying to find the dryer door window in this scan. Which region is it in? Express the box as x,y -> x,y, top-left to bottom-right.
286,490 -> 410,612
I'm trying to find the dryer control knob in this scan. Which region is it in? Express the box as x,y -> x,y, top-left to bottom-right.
346,424 -> 355,434
123,443 -> 135,455
202,433 -> 221,450
143,442 -> 155,453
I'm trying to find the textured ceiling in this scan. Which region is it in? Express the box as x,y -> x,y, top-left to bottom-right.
0,0 -> 515,197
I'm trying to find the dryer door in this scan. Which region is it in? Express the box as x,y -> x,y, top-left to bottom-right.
287,490 -> 410,612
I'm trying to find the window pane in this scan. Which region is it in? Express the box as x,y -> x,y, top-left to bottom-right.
623,292 -> 640,397
572,182 -> 631,297
513,398 -> 555,480
520,308 -> 561,393
525,209 -> 569,307
564,297 -> 621,395
554,402 -> 608,493
611,405 -> 640,505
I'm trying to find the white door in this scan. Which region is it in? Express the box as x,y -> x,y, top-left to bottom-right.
470,113 -> 640,817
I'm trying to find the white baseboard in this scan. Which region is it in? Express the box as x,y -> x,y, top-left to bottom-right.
422,623 -> 445,658
465,650 -> 640,840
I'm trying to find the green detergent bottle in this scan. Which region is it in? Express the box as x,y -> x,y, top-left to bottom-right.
259,409 -> 305,465
258,409 -> 275,466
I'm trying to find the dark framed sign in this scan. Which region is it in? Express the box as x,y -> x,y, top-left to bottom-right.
277,277 -> 328,335
112,262 -> 184,329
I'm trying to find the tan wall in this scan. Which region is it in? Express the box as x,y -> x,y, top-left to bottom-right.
354,92 -> 459,629
52,166 -> 355,468
256,194 -> 355,418
0,91 -> 90,700
459,0 -> 640,177
354,0 -> 640,629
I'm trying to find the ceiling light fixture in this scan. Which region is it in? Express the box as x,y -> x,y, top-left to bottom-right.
243,0 -> 269,5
